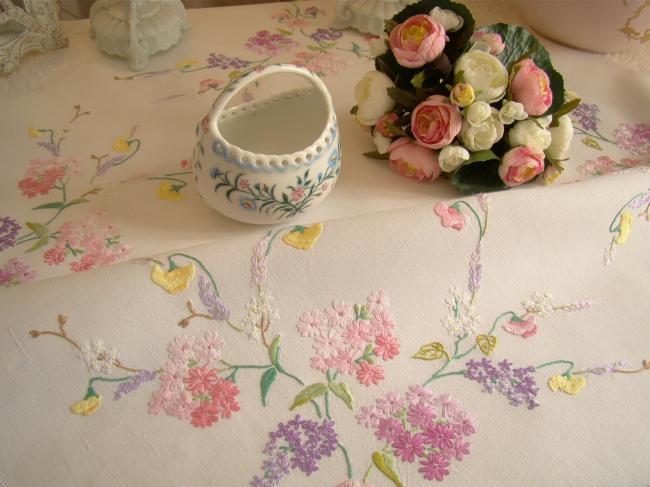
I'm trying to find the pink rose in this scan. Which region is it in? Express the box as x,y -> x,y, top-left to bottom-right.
498,146 -> 545,187
388,137 -> 441,182
469,31 -> 505,55
509,59 -> 553,116
375,112 -> 399,137
389,14 -> 446,68
411,95 -> 462,149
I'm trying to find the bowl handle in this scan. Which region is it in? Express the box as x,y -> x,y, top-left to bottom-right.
209,64 -> 333,121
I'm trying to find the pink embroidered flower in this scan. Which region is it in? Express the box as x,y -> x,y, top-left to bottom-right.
168,335 -> 197,363
434,202 -> 468,231
374,333 -> 400,360
406,384 -> 434,406
355,361 -> 384,386
411,95 -> 462,149
375,417 -> 405,443
148,390 -> 165,415
245,30 -> 298,56
343,320 -> 373,349
290,186 -> 305,202
198,78 -> 222,93
333,348 -> 358,375
388,137 -> 441,182
450,410 -> 478,436
191,402 -> 220,428
376,391 -> 405,415
210,378 -> 240,418
292,51 -> 349,76
422,423 -> 456,449
451,438 -> 471,461
355,405 -> 383,428
367,290 -> 390,310
184,366 -> 219,394
418,453 -> 450,481
194,330 -> 225,363
502,315 -> 538,338
407,401 -> 437,429
285,18 -> 309,29
314,328 -> 344,358
389,14 -> 446,68
393,431 -> 426,463
297,310 -> 327,338
70,253 -> 96,272
433,392 -> 461,417
43,246 -> 66,265
370,309 -> 396,335
310,355 -> 329,372
509,59 -> 553,116
326,299 -> 355,327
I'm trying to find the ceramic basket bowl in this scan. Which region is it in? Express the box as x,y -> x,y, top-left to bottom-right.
192,64 -> 341,225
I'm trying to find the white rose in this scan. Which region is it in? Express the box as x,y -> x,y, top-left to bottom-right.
439,145 -> 470,172
454,51 -> 508,103
499,101 -> 528,125
369,34 -> 388,57
373,131 -> 392,154
546,115 -> 574,160
460,108 -> 504,151
509,119 -> 552,151
354,71 -> 396,126
429,7 -> 464,32
464,101 -> 492,127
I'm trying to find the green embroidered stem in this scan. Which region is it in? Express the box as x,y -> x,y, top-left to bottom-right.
324,391 -> 332,420
435,370 -> 467,379
456,311 -> 517,360
338,443 -> 354,479
608,193 -> 644,232
362,463 -> 373,483
456,201 -> 485,238
573,127 -> 615,144
535,359 -> 575,376
163,171 -> 193,177
88,376 -> 131,392
145,177 -> 189,187
423,357 -> 452,386
265,227 -> 287,256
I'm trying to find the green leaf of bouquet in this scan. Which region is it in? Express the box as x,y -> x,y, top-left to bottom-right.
465,149 -> 498,166
328,382 -> 354,410
550,98 -> 581,127
32,202 -> 64,210
387,87 -> 420,109
384,19 -> 398,34
478,23 -> 565,115
411,71 -> 426,89
26,222 -> 49,237
372,451 -> 405,487
260,367 -> 278,406
450,159 -> 507,195
289,383 -> 328,410
363,150 -> 390,160
26,236 -> 49,253
394,0 -> 475,64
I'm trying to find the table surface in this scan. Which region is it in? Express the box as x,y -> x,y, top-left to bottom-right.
1,2 -> 649,487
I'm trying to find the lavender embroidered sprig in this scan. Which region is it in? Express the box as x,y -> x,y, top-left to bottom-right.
465,358 -> 539,409
114,370 -> 157,400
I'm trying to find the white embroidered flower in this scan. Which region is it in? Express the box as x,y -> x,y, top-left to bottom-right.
603,245 -> 616,266
521,291 -> 554,317
441,287 -> 482,337
81,339 -> 119,374
243,290 -> 280,341
367,290 -> 391,311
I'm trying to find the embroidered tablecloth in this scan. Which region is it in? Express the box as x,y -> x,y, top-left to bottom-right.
1,1 -> 650,486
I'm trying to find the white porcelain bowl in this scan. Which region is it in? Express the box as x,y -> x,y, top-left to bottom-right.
192,64 -> 341,225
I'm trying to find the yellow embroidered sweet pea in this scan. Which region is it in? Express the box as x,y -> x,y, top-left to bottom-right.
615,212 -> 633,245
176,59 -> 199,69
547,375 -> 586,395
71,394 -> 102,416
27,127 -> 43,138
151,263 -> 196,294
112,136 -> 131,153
282,223 -> 324,250
156,182 -> 184,201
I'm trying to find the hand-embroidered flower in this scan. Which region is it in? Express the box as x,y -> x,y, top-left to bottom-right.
434,202 -> 468,231
156,181 -> 184,201
547,374 -> 586,395
0,257 -> 37,287
243,290 -> 280,341
81,339 -> 119,374
0,217 -> 20,251
502,315 -> 538,338
151,262 -> 196,294
465,358 -> 539,409
198,275 -> 231,321
441,287 -> 482,337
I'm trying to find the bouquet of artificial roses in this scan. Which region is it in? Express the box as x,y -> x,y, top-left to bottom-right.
352,0 -> 580,193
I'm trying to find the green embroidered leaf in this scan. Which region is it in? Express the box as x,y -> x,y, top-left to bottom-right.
267,336 -> 286,373
62,198 -> 90,210
582,136 -> 602,151
289,383 -> 328,410
26,236 -> 49,253
354,304 -> 370,320
363,150 -> 390,160
478,23 -> 565,115
32,202 -> 64,210
476,334 -> 497,356
26,222 -> 49,237
550,98 -> 581,127
260,367 -> 277,406
372,452 -> 405,487
328,382 -> 354,410
412,342 -> 449,361
450,159 -> 507,195
277,28 -> 293,36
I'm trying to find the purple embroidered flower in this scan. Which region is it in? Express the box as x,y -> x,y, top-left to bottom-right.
571,103 -> 601,132
0,217 -> 20,251
310,28 -> 343,43
245,30 -> 298,56
114,370 -> 157,400
468,242 -> 482,295
37,141 -> 61,156
613,123 -> 650,156
95,155 -> 125,177
465,358 -> 540,409
0,257 -> 37,287
252,415 -> 338,485
206,53 -> 252,70
198,275 -> 231,321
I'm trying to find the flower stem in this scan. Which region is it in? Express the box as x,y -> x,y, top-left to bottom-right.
362,463 -> 373,483
608,193 -> 644,232
456,200 -> 484,238
338,443 -> 353,479
325,390 -> 331,420
535,359 -> 575,376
